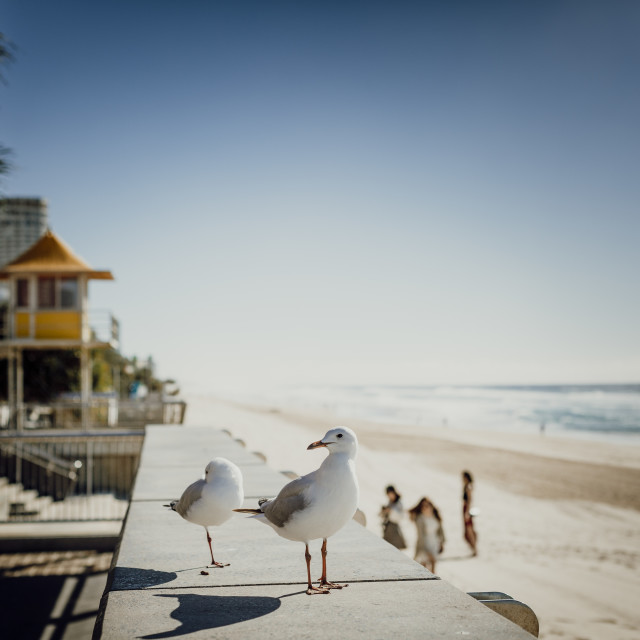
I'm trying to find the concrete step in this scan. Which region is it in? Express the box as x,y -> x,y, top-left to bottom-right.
0,481 -> 53,519
38,494 -> 127,521
4,489 -> 53,518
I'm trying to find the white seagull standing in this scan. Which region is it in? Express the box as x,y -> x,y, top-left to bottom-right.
235,427 -> 359,594
166,457 -> 244,567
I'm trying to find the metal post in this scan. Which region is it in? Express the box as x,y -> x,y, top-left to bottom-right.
80,347 -> 93,499
86,440 -> 93,499
16,349 -> 23,432
113,363 -> 120,426
16,349 -> 23,485
80,346 -> 90,430
7,347 -> 14,429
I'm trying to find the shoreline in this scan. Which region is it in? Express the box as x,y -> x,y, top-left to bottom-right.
231,395 -> 640,464
231,400 -> 640,511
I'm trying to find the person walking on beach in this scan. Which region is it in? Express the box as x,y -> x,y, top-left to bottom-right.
462,470 -> 478,556
409,497 -> 445,573
380,485 -> 406,549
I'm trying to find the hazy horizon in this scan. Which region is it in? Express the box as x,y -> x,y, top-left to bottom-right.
3,1 -> 639,394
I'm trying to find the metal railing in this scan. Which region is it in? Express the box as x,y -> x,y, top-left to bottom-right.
0,397 -> 187,430
117,398 -> 187,428
0,431 -> 143,522
88,309 -> 119,345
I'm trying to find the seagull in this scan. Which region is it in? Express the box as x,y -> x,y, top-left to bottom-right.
234,427 -> 359,594
165,457 -> 244,568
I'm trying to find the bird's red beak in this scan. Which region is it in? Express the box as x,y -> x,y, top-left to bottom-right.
307,440 -> 327,450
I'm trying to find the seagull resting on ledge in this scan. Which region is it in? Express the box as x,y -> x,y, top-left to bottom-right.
165,457 -> 244,567
235,426 -> 359,594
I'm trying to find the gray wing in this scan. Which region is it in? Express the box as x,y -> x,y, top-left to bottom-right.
172,479 -> 204,518
262,475 -> 311,528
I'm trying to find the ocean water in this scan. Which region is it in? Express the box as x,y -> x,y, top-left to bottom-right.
258,384 -> 640,445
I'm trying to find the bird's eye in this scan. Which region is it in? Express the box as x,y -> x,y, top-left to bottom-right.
337,433 -> 343,438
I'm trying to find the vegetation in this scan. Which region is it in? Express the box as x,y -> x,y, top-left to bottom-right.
0,349 -> 167,402
0,33 -> 16,183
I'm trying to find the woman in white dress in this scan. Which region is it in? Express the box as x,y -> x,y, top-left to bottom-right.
409,497 -> 445,573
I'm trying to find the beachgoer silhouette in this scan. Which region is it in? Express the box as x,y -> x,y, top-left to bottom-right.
380,485 -> 406,549
462,470 -> 477,556
409,497 -> 445,573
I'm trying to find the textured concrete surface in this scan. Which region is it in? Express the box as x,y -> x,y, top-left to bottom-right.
96,426 -> 536,639
137,427 -> 264,468
100,581 -> 535,640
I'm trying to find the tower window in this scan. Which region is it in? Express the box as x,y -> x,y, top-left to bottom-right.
38,277 -> 56,308
60,277 -> 78,308
17,279 -> 29,307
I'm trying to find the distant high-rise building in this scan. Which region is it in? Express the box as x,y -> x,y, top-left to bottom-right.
0,198 -> 49,267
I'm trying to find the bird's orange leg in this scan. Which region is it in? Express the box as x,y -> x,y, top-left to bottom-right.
306,544 -> 329,595
205,528 -> 229,568
317,538 -> 348,589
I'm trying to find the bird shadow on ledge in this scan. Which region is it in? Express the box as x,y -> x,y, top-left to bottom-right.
140,593 -> 283,639
112,567 -> 178,590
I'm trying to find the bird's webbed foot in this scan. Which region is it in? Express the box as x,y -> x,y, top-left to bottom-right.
317,579 -> 348,590
207,561 -> 230,568
306,585 -> 331,595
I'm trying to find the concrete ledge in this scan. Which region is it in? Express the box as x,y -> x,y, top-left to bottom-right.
99,581 -> 533,640
469,593 -> 539,637
136,427 -> 266,469
96,426 -> 536,639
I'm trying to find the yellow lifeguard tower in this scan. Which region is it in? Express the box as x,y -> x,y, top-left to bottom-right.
0,230 -> 118,429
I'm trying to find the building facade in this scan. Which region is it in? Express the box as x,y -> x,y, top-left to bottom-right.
0,198 -> 48,268
0,230 -> 117,429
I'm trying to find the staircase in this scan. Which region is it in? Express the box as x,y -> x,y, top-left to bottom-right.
0,477 -> 53,520
0,477 -> 128,522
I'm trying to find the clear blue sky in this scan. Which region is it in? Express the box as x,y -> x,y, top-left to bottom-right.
2,1 -> 639,392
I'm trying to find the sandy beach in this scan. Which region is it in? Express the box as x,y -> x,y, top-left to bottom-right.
185,394 -> 640,640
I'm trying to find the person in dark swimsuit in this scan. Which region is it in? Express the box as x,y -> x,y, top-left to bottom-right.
462,470 -> 477,556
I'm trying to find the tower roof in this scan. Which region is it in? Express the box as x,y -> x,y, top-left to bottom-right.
0,230 -> 114,280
